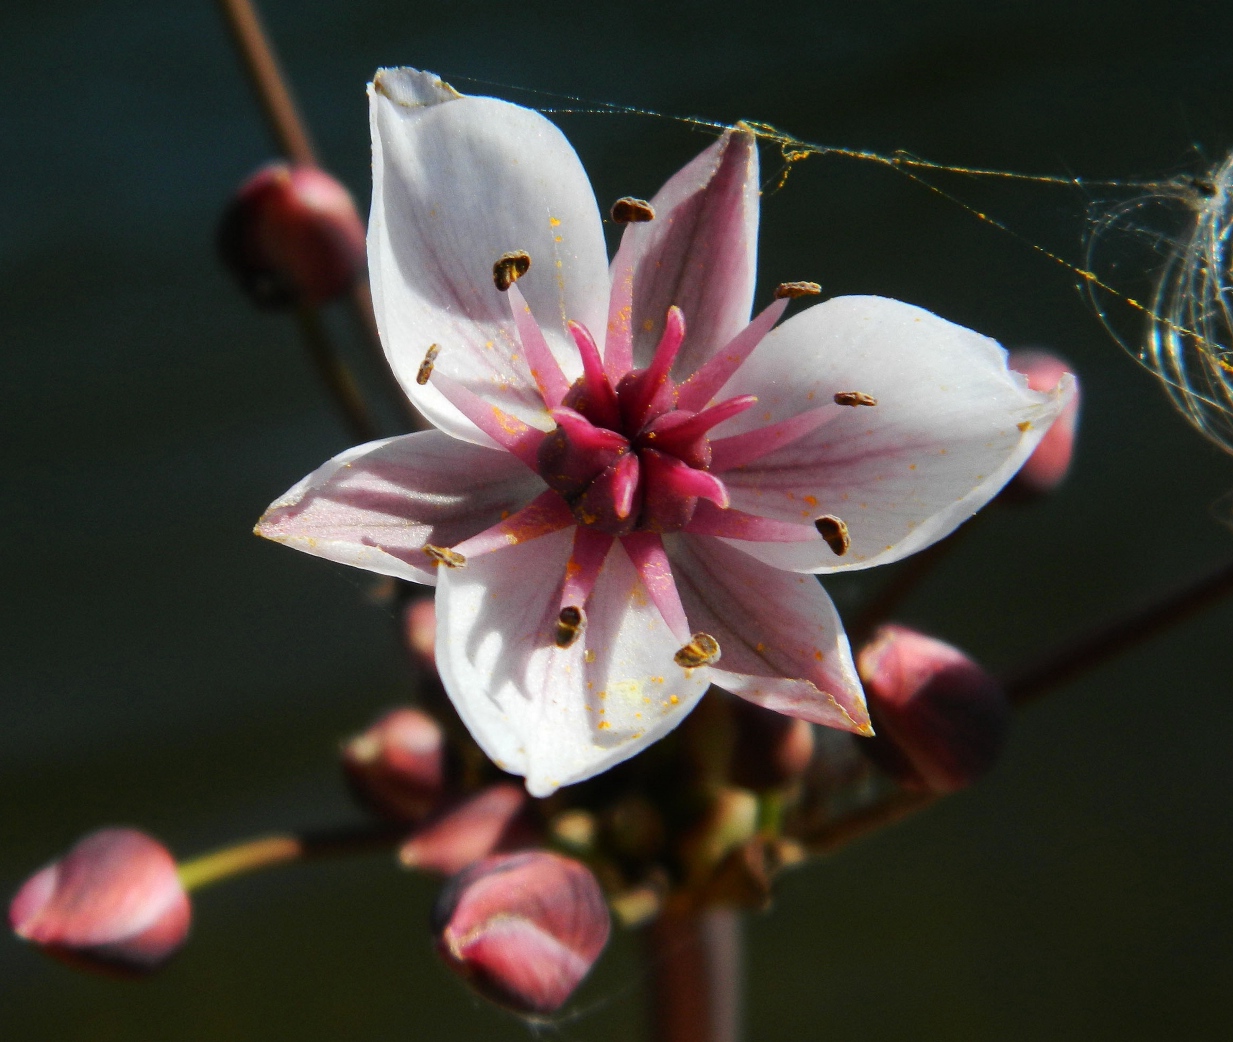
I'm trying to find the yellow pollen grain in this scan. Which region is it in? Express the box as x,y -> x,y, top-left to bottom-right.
549,216 -> 561,227
1017,420 -> 1033,432
814,650 -> 824,661
585,649 -> 596,663
597,720 -> 610,730
669,695 -> 679,705
909,464 -> 917,471
755,642 -> 766,653
554,235 -> 563,243
803,494 -> 818,507
642,318 -> 655,332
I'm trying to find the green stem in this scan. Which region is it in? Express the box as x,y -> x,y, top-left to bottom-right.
176,824 -> 404,893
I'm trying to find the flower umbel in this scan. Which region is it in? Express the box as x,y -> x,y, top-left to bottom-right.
256,68 -> 1073,796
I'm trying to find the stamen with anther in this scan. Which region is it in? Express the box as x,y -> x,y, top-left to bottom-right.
674,632 -> 721,668
423,544 -> 466,568
814,515 -> 850,555
610,197 -> 656,223
555,606 -> 585,648
834,391 -> 877,407
416,344 -> 439,386
492,250 -> 531,292
773,281 -> 822,300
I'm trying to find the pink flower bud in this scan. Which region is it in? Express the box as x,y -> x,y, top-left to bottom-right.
401,596 -> 437,670
1006,349 -> 1080,498
9,828 -> 190,974
856,625 -> 1009,794
728,698 -> 815,790
432,851 -> 610,1015
400,783 -> 536,875
217,162 -> 366,308
342,708 -> 448,822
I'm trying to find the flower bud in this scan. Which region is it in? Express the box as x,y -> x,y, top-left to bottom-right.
9,828 -> 190,974
342,708 -> 447,822
217,162 -> 366,308
432,851 -> 610,1015
1006,349 -> 1080,499
400,783 -> 535,875
856,625 -> 1009,794
401,596 -> 437,670
728,698 -> 815,790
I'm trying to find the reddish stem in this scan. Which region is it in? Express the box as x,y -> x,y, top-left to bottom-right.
645,906 -> 743,1042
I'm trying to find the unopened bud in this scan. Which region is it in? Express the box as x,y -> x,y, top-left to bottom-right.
401,596 -> 437,670
857,625 -> 1009,794
343,708 -> 447,822
728,699 -> 815,790
9,828 -> 190,974
1006,349 -> 1080,499
432,851 -> 610,1015
217,162 -> 366,308
400,783 -> 535,875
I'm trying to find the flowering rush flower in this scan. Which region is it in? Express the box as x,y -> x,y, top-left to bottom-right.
257,68 -> 1073,796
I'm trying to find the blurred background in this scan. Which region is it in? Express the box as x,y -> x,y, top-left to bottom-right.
3,0 -> 1232,1038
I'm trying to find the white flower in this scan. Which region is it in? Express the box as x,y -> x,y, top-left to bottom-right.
257,68 -> 1074,797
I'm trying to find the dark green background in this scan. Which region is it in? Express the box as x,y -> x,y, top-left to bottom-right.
3,0 -> 1232,1038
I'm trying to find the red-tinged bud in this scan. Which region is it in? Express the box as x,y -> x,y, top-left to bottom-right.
728,699 -> 815,790
432,851 -> 610,1015
402,596 -> 437,670
217,162 -> 366,308
1006,349 -> 1080,499
857,625 -> 1009,794
400,783 -> 536,876
342,708 -> 447,822
9,828 -> 190,974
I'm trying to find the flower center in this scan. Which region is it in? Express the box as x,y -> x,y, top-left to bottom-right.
536,307 -> 756,536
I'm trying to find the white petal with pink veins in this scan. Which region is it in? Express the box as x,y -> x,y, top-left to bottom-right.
607,126 -> 760,381
712,295 -> 1075,572
256,431 -> 544,585
435,531 -> 710,796
368,68 -> 610,444
667,534 -> 871,734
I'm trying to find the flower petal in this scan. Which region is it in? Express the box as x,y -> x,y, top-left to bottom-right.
712,296 -> 1076,572
256,431 -> 544,584
667,534 -> 870,733
434,531 -> 711,796
368,68 -> 609,442
606,126 -> 760,380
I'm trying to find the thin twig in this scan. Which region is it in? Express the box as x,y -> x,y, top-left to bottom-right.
1005,557 -> 1233,705
296,304 -> 379,441
644,906 -> 743,1042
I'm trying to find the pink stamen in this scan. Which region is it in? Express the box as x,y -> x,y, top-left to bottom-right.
676,298 -> 788,412
508,284 -> 568,408
684,501 -> 820,541
643,395 -> 758,457
548,407 -> 630,454
559,527 -> 614,610
641,449 -> 730,508
428,369 -> 547,470
451,491 -> 576,559
710,403 -> 841,472
567,321 -> 621,430
618,306 -> 685,431
620,532 -> 691,643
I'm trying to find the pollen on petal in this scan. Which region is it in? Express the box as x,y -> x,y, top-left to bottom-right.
674,632 -> 721,668
424,544 -> 466,568
492,250 -> 531,291
416,343 -> 440,385
814,515 -> 850,555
